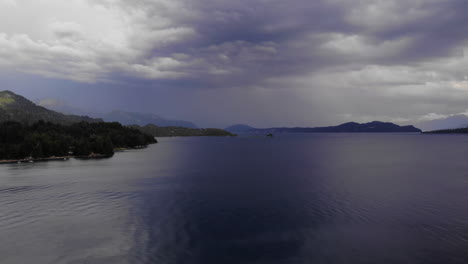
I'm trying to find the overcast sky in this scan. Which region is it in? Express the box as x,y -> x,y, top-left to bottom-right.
1,0 -> 468,127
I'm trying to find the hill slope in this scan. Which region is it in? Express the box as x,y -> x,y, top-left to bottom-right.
0,91 -> 101,124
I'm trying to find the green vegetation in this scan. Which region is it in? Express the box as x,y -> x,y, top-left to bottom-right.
132,124 -> 236,137
0,90 -> 101,125
0,95 -> 14,108
0,121 -> 157,160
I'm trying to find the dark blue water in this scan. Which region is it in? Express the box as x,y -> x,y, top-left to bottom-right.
2,134 -> 468,263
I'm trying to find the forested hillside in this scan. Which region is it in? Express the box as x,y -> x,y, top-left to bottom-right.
0,121 -> 157,160
0,90 -> 101,125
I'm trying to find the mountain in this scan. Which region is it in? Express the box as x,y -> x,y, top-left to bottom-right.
37,99 -> 198,128
225,124 -> 256,133
411,115 -> 468,132
236,121 -> 422,133
0,91 -> 102,124
132,124 -> 235,137
37,98 -> 94,117
101,111 -> 198,128
424,127 -> 468,134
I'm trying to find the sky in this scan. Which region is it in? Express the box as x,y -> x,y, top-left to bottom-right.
1,0 -> 468,128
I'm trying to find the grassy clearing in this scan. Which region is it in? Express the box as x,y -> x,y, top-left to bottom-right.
0,96 -> 14,108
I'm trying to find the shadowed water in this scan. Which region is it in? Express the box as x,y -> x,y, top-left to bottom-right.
1,134 -> 468,263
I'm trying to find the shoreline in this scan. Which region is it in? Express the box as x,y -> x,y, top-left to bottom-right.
0,155 -> 111,164
0,156 -> 71,164
0,146 -> 150,165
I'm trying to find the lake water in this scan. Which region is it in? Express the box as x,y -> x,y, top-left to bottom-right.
1,133 -> 468,264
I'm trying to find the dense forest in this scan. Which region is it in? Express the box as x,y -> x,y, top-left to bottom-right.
132,124 -> 236,137
0,121 -> 157,160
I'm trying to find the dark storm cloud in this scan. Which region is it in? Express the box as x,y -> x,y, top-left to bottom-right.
180,0 -> 357,83
2,0 -> 468,126
361,0 -> 468,64
112,0 -> 468,88
2,0 -> 468,85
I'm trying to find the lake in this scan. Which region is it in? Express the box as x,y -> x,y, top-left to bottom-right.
1,133 -> 468,264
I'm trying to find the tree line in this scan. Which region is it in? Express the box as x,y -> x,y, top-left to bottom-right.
0,121 -> 157,160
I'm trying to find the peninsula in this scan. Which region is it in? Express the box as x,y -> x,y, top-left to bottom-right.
0,121 -> 157,163
0,91 -> 156,163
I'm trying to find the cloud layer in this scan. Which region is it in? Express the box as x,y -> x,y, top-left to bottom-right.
1,0 -> 468,126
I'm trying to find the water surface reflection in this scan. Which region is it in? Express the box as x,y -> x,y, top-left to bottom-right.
1,135 -> 468,263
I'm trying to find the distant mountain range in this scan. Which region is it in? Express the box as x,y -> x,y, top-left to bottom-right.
36,98 -> 93,117
225,124 -> 256,133
2,90 -> 439,134
226,121 -> 422,133
0,91 -> 232,139
37,99 -> 198,128
134,124 -> 235,137
410,115 -> 468,132
424,127 -> 468,134
100,111 -> 197,128
0,90 -> 101,124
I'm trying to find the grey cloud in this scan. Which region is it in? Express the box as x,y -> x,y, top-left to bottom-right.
2,0 -> 468,126
2,0 -> 468,85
